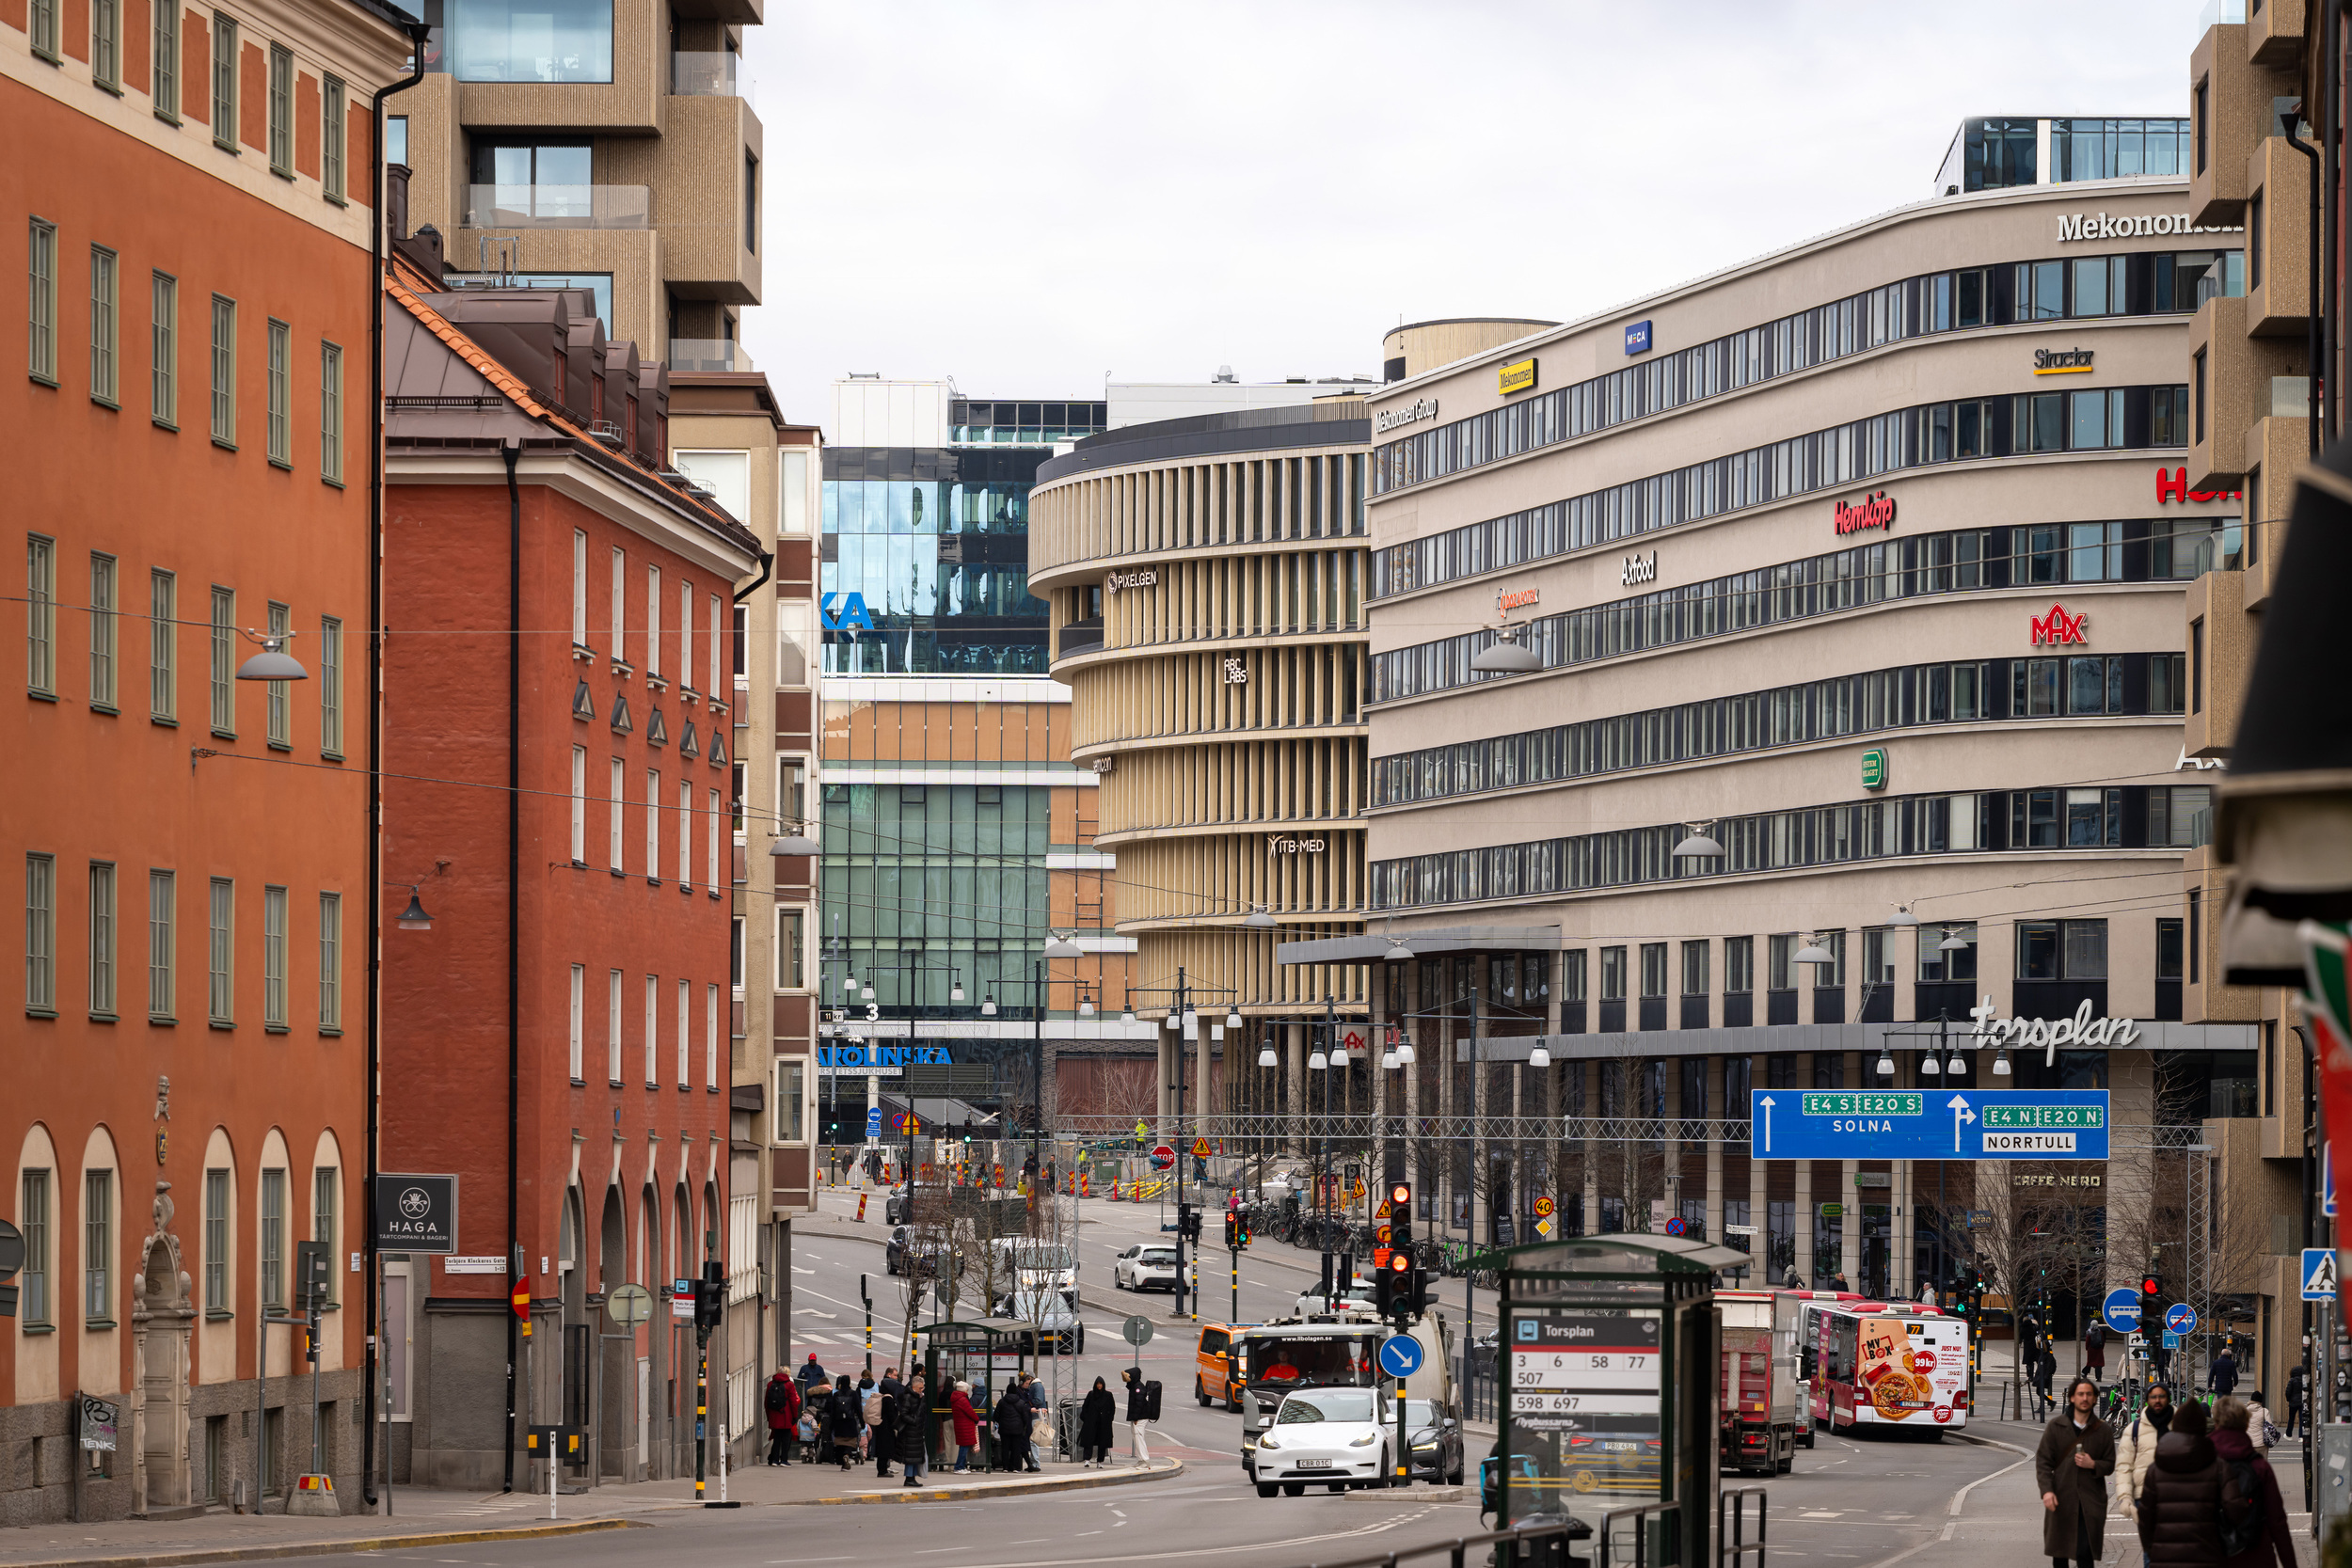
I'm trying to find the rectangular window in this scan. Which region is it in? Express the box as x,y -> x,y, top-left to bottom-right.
202,1168 -> 228,1309
1638,942 -> 1667,999
571,530 -> 587,645
264,319 -> 290,466
645,768 -> 660,876
97,0 -> 128,81
1860,927 -> 1896,989
318,615 -> 342,755
88,553 -> 117,709
1598,944 -> 1626,1002
706,787 -> 720,892
2250,192 -> 2265,290
319,341 -> 343,483
28,0 -> 56,55
84,1169 -> 111,1323
677,780 -> 691,885
149,570 -> 177,721
208,586 -> 234,734
311,1167 -> 336,1291
609,757 -> 624,868
210,295 -> 235,446
1767,933 -> 1796,992
322,78 -> 346,201
2190,889 -> 2203,984
569,746 -> 586,861
259,1168 -> 284,1310
743,150 -> 756,253
1679,940 -> 1708,996
210,15 -> 236,150
87,862 -> 116,1017
606,969 -> 622,1082
88,245 -> 118,404
26,533 -> 55,695
675,977 -> 690,1086
2190,618 -> 2205,712
262,884 -> 286,1027
148,869 -> 174,1019
207,877 -> 232,1023
316,891 -> 340,1030
2156,917 -> 2185,983
151,272 -> 177,425
678,580 -> 692,689
646,565 -> 661,676
19,1170 -> 48,1325
1917,923 -> 1978,983
446,0 -> 613,82
28,221 -> 58,384
263,601 -> 290,745
705,983 -> 718,1087
610,546 -> 625,651
777,908 -> 803,989
780,1061 -> 804,1141
644,974 -> 657,1085
2193,348 -> 2208,444
1723,936 -> 1753,993
567,963 -> 585,1079
707,593 -> 722,692
152,0 -> 179,118
1562,948 -> 1586,1003
2016,919 -> 2109,980
24,852 -> 56,1014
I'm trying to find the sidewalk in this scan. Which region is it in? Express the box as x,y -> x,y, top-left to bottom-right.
0,1457 -> 1184,1568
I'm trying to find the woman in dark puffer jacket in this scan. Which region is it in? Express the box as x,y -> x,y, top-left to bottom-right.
2136,1398 -> 2227,1568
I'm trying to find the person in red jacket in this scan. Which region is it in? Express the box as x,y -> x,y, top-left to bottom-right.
771,1368 -> 803,1465
2213,1399 -> 2295,1568
949,1380 -> 980,1472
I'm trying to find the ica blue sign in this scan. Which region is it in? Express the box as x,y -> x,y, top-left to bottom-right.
1377,1336 -> 1424,1378
1747,1088 -> 2110,1161
1624,320 -> 1652,356
820,591 -> 873,632
2101,1288 -> 2142,1334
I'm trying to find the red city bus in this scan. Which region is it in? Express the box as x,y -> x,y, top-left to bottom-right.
1801,1301 -> 1969,1433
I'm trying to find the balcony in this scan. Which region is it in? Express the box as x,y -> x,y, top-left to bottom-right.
669,340 -> 754,372
1057,619 -> 1104,659
670,51 -> 752,97
2190,17 -> 2300,226
463,184 -> 651,230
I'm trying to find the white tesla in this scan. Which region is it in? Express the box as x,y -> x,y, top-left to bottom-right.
1251,1387 -> 1392,1497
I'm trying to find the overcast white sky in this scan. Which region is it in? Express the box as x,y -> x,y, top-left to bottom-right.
739,1 -> 2198,436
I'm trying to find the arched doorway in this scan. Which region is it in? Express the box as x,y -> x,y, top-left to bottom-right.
596,1186 -> 628,1481
559,1189 -> 588,1482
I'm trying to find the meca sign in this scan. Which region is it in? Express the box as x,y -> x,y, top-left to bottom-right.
2057,212 -> 2241,243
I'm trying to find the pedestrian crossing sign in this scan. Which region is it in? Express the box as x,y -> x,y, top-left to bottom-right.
1191,1137 -> 1212,1159
2304,1247 -> 2339,1302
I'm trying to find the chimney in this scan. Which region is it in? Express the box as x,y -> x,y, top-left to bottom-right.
387,163 -> 412,241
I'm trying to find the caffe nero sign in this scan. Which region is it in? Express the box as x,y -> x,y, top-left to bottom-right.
373,1174 -> 458,1255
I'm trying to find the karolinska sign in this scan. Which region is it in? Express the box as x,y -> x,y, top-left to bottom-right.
1971,995 -> 2140,1066
1104,567 -> 1157,595
1834,490 -> 1896,535
2057,212 -> 2242,243
1375,397 -> 1440,436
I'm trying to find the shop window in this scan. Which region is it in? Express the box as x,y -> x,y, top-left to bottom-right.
2016,919 -> 2107,980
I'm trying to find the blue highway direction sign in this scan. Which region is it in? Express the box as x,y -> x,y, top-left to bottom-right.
1748,1088 -> 2109,1161
1377,1336 -> 1424,1378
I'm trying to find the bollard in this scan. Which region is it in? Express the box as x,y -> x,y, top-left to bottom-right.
856,1193 -> 868,1223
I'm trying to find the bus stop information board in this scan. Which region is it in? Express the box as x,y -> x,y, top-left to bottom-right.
1748,1088 -> 2109,1161
1510,1310 -> 1662,1420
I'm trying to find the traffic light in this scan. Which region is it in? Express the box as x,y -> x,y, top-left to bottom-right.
1223,1212 -> 1248,1251
1178,1202 -> 1201,1243
2140,1271 -> 2163,1334
693,1259 -> 724,1330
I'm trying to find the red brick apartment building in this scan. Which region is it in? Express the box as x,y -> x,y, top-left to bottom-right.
1,0 -> 409,1524
376,217 -> 762,1489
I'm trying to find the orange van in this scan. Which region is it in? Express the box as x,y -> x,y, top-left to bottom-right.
1196,1323 -> 1245,1409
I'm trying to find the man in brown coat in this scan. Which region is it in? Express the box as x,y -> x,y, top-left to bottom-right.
2035,1376 -> 2116,1568
2136,1398 -> 2228,1568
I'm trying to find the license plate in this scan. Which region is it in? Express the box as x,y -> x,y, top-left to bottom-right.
1295,1460 -> 1335,1469
1601,1442 -> 1636,1451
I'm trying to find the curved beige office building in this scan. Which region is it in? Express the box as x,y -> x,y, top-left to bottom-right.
1029,404 -> 1375,1119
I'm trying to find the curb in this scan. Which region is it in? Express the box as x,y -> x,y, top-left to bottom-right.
1948,1430 -> 2036,1456
0,1515 -> 647,1568
801,1458 -> 1184,1505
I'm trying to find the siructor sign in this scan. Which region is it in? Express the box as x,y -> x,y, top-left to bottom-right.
1834,490 -> 1896,535
2155,467 -> 2243,504
2032,347 -> 2094,375
2030,602 -> 2089,646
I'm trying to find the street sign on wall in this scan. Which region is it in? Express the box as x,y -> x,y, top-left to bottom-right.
1748,1088 -> 2110,1161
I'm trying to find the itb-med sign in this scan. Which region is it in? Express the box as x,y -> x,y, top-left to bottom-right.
1749,1088 -> 2109,1161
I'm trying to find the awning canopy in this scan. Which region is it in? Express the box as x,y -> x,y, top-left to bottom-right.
1275,926 -> 1558,965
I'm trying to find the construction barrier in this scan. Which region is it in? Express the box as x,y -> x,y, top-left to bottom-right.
855,1193 -> 867,1223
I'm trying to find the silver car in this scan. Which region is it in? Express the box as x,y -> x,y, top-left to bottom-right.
995,1289 -> 1086,1354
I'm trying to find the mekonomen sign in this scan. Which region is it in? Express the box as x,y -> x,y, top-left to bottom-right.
2056,212 -> 2242,243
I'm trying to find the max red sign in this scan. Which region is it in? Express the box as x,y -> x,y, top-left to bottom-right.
2155,467 -> 2242,504
2031,603 -> 2090,646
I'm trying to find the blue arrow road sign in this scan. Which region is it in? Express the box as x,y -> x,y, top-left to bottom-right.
2304,1248 -> 2339,1302
2165,1304 -> 2199,1336
2102,1289 -> 2143,1334
1749,1088 -> 2109,1161
1377,1335 -> 1424,1378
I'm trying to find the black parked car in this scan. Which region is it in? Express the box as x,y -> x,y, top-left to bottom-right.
1403,1399 -> 1466,1485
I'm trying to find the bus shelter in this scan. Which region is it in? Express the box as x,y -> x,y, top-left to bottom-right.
918,1318 -> 1033,1465
1497,1235 -> 1747,1568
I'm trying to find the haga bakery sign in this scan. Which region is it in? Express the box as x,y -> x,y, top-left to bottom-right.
2057,212 -> 2242,243
373,1174 -> 458,1254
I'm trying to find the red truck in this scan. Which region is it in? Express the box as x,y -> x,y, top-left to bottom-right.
1718,1289 -> 1803,1475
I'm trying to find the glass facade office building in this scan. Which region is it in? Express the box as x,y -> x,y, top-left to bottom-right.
1937,117 -> 2191,195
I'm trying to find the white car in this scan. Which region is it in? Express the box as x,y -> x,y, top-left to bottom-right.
1113,1243 -> 1180,1292
1293,1279 -> 1378,1318
1252,1388 -> 1393,1496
